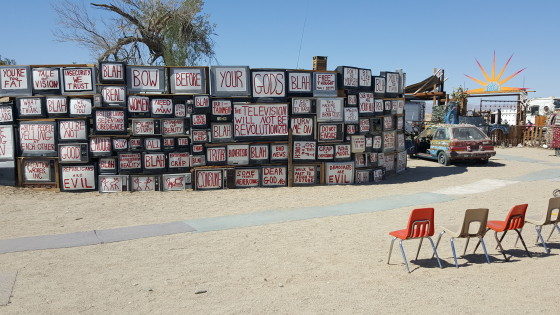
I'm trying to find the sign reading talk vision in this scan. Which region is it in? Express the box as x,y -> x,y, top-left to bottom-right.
61,67 -> 96,94
32,67 -> 60,95
169,67 -> 207,94
60,164 -> 96,192
210,66 -> 251,97
0,65 -> 32,96
126,66 -> 166,93
233,103 -> 288,139
18,121 -> 57,157
251,70 -> 286,101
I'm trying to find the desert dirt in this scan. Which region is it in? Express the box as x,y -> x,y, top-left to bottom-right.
1,147 -> 560,314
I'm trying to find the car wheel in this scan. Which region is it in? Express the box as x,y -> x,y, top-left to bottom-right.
437,151 -> 450,166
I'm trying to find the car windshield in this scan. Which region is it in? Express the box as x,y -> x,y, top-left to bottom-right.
452,127 -> 487,140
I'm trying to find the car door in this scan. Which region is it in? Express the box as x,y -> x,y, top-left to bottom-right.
429,127 -> 450,157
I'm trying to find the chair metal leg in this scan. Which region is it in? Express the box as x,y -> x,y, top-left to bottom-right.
473,228 -> 490,254
427,236 -> 443,269
514,229 -> 532,258
399,240 -> 411,273
463,237 -> 470,256
415,238 -> 424,260
450,237 -> 458,268
535,226 -> 550,254
388,237 -> 396,264
494,231 -> 508,261
497,230 -> 508,250
432,231 -> 444,259
478,236 -> 491,264
547,223 -> 560,242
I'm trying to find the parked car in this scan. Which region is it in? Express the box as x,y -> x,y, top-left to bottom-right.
410,124 -> 496,165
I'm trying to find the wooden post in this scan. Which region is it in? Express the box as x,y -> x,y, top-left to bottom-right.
287,128 -> 293,187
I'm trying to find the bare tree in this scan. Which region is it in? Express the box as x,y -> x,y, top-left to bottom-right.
52,0 -> 216,66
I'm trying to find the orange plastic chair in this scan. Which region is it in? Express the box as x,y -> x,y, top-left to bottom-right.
387,208 -> 443,273
475,204 -> 531,261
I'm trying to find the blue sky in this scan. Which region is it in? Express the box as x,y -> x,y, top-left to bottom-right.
2,0 -> 559,107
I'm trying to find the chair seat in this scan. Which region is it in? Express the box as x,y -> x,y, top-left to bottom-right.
389,229 -> 409,240
525,215 -> 546,225
487,220 -> 508,232
440,225 -> 461,238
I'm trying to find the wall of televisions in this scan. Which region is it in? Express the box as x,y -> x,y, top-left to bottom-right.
0,62 -> 407,192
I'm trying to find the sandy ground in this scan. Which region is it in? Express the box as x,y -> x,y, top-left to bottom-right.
1,147 -> 560,314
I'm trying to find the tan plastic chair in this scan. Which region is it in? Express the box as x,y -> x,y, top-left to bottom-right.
521,197 -> 560,254
434,208 -> 491,268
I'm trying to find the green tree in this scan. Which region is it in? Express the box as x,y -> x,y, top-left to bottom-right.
53,0 -> 216,66
0,55 -> 16,65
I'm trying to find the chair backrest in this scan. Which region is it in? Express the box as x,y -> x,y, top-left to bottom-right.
504,204 -> 528,230
544,197 -> 560,224
405,208 -> 435,238
458,208 -> 489,238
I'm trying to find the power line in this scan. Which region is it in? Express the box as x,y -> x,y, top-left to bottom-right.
296,0 -> 309,69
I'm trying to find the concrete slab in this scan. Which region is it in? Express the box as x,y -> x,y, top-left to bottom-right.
0,232 -> 99,254
0,271 -> 17,306
95,222 -> 196,243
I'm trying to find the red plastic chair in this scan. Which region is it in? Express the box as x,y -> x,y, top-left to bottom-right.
475,204 -> 531,261
387,208 -> 443,273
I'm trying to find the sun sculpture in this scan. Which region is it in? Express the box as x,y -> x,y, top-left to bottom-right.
465,52 -> 526,93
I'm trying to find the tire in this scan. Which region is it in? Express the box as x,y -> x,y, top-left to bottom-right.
438,151 -> 450,166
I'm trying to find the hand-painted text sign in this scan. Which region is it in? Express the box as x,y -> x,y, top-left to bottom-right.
211,66 -> 251,97
61,165 -> 96,191
127,66 -> 166,93
62,68 -> 96,94
233,104 -> 288,138
1,66 -> 32,95
325,162 -> 354,185
252,70 -> 286,99
19,122 -> 57,156
169,67 -> 207,94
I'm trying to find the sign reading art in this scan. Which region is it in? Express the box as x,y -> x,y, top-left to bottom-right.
210,66 -> 251,97
169,67 -> 207,94
60,164 -> 96,191
62,67 -> 96,94
0,66 -> 32,96
233,103 -> 288,139
18,121 -> 57,157
325,162 -> 354,185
